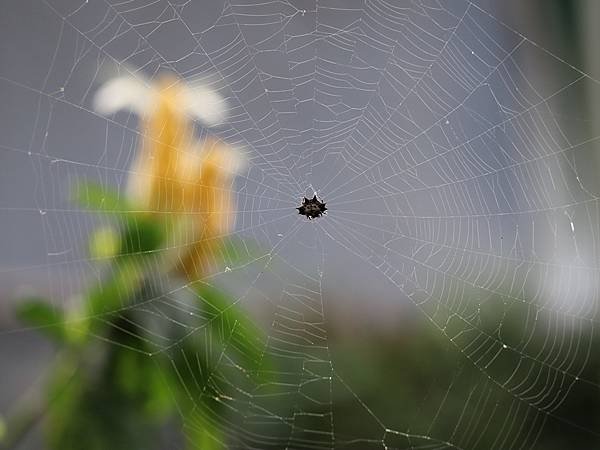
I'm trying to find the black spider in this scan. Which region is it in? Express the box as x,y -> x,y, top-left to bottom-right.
297,195 -> 327,219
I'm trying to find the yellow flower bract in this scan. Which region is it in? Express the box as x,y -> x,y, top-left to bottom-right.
126,75 -> 239,280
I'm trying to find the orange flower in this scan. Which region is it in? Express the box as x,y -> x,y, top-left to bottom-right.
94,73 -> 243,280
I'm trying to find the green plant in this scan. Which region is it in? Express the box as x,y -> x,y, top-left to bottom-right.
2,182 -> 268,450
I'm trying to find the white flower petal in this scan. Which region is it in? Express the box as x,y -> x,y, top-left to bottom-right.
183,83 -> 227,126
93,75 -> 152,116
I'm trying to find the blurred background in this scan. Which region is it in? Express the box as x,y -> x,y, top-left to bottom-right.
3,0 -> 600,449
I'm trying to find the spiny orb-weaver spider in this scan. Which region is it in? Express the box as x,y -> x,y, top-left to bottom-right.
297,195 -> 327,219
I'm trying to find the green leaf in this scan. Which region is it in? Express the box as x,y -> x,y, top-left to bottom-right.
72,181 -> 131,215
16,298 -> 66,341
87,260 -> 145,316
74,182 -> 167,256
119,216 -> 164,255
194,284 -> 269,381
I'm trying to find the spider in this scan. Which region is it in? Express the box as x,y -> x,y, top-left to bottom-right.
297,195 -> 327,219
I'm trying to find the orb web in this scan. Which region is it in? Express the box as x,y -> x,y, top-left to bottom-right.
2,0 -> 600,448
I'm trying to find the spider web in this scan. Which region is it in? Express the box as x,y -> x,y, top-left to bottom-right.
2,0 -> 600,448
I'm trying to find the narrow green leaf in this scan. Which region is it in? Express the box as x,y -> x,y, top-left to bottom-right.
72,181 -> 130,214
16,298 -> 65,341
194,284 -> 268,380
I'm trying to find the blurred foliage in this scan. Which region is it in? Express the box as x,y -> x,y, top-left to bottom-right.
325,306 -> 600,450
4,181 -> 268,450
